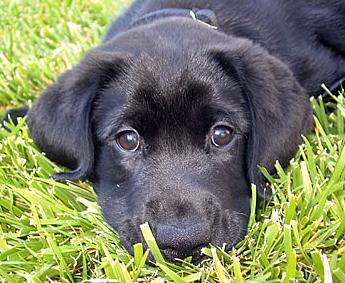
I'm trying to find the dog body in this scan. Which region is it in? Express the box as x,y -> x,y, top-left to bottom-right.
4,0 -> 345,262
105,0 -> 345,95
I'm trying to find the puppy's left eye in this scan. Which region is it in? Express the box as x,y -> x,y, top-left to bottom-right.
210,125 -> 233,148
116,130 -> 140,152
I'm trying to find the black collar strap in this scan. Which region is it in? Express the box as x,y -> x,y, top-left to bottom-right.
129,8 -> 218,30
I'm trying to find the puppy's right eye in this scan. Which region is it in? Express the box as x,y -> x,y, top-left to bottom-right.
116,130 -> 140,152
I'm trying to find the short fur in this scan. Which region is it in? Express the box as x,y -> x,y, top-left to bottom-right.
3,0 -> 345,262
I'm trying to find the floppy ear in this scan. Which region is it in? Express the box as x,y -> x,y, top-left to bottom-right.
211,40 -> 312,199
27,50 -> 126,181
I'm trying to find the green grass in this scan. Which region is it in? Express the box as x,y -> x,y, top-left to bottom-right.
0,0 -> 344,282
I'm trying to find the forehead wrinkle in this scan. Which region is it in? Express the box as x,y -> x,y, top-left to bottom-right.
131,49 -> 221,94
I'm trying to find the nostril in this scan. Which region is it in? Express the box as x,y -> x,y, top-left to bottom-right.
156,223 -> 210,251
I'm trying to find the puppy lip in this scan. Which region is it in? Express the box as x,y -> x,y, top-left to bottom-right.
161,245 -> 205,262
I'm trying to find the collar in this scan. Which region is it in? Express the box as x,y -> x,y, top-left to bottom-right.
129,8 -> 218,30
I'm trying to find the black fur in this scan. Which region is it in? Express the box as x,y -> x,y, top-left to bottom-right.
3,0 -> 345,262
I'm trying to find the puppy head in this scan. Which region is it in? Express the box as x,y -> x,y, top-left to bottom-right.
27,19 -> 311,262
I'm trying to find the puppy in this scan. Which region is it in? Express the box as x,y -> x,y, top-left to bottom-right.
2,0 -> 345,262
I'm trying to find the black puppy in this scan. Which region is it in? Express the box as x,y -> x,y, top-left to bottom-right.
3,0 -> 345,262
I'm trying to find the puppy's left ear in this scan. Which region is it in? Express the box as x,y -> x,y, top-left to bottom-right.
27,50 -> 127,181
210,40 -> 312,199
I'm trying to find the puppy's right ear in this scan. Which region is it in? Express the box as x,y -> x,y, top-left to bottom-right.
27,50 -> 127,181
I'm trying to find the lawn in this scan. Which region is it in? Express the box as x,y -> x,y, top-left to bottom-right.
0,0 -> 344,282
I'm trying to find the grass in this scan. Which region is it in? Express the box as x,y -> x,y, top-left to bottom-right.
0,0 -> 344,282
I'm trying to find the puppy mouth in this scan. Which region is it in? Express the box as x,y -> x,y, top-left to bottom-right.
161,245 -> 206,264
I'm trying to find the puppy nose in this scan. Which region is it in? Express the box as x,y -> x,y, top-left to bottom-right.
156,223 -> 210,251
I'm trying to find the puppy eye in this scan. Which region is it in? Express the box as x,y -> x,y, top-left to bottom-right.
116,130 -> 140,152
210,125 -> 233,148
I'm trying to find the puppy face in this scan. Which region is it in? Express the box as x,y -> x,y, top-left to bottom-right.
91,52 -> 251,261
27,19 -> 312,262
